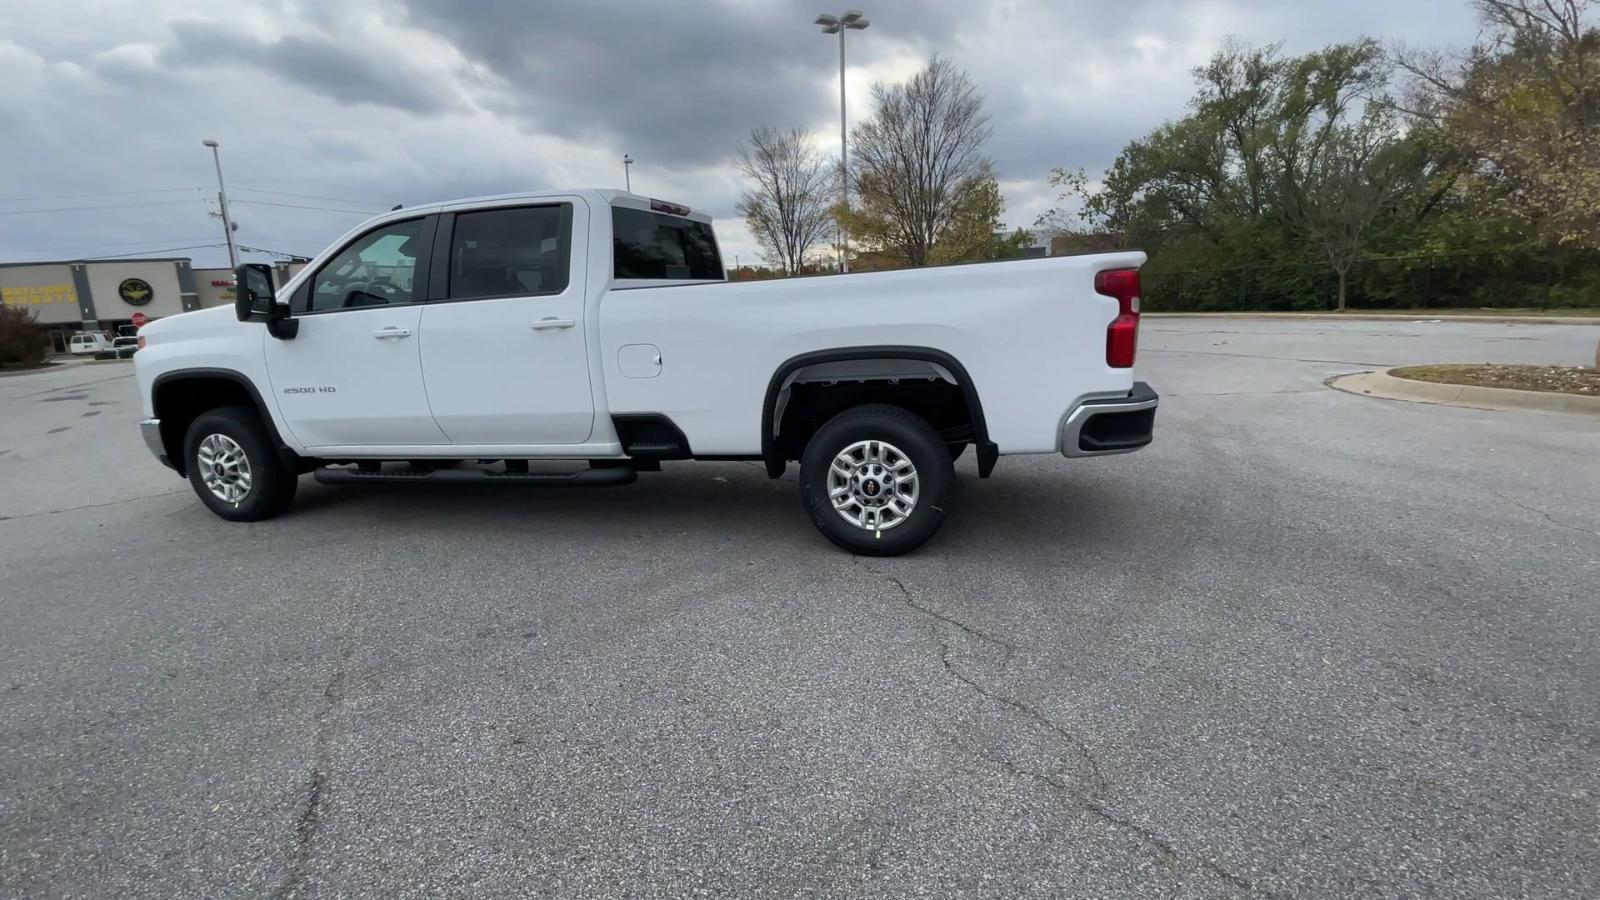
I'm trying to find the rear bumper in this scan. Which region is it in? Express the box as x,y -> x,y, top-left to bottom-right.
140,418 -> 174,470
1060,382 -> 1159,458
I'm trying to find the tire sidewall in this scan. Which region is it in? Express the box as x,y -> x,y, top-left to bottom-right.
800,406 -> 953,556
183,407 -> 291,521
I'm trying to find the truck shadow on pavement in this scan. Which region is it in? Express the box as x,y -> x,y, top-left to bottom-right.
277,460 -> 1137,561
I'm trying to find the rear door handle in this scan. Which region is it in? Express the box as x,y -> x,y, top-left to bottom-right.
531,317 -> 576,331
372,327 -> 412,339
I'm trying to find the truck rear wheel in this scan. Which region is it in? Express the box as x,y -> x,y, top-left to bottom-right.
799,404 -> 954,556
183,406 -> 297,522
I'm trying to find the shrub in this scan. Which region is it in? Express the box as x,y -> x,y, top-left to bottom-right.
0,305 -> 48,368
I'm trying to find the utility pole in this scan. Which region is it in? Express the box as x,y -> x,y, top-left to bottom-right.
202,139 -> 240,269
815,10 -> 870,274
623,154 -> 634,192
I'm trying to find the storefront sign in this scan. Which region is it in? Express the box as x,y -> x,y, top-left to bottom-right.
118,278 -> 154,306
1,284 -> 78,306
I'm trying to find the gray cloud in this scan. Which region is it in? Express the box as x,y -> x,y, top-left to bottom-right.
0,0 -> 1484,268
398,0 -> 842,165
161,20 -> 452,113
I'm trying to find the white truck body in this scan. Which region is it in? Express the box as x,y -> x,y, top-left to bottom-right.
135,188 -> 1157,554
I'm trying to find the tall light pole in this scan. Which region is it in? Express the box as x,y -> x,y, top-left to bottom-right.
623,154 -> 634,192
201,139 -> 240,269
815,10 -> 869,274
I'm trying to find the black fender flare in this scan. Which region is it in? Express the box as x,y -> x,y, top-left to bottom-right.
151,367 -> 295,474
760,345 -> 997,479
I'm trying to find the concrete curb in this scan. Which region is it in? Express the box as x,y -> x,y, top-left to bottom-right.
1328,368 -> 1600,417
1147,312 -> 1600,326
0,362 -> 68,379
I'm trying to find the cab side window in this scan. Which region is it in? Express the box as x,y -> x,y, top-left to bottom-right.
446,205 -> 571,301
310,219 -> 424,311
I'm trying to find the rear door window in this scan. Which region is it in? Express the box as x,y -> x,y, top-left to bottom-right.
611,207 -> 722,280
444,205 -> 572,300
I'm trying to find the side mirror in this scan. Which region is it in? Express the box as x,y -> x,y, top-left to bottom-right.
234,263 -> 276,322
234,263 -> 298,339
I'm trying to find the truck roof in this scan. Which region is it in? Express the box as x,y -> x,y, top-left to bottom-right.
428,188 -> 714,224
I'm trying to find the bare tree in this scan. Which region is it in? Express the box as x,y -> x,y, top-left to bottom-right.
736,126 -> 835,275
847,55 -> 995,266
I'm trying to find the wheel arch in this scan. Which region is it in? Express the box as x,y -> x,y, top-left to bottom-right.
760,346 -> 997,479
151,368 -> 293,476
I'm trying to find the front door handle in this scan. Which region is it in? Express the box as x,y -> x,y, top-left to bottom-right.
531,317 -> 576,331
372,327 -> 412,339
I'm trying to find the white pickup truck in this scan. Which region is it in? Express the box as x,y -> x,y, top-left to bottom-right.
135,189 -> 1157,555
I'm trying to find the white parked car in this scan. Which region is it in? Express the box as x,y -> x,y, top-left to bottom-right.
69,332 -> 113,355
134,189 -> 1157,554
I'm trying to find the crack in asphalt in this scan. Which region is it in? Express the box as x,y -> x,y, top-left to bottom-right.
0,489 -> 187,522
853,559 -> 1270,896
1491,491 -> 1598,537
852,557 -> 1017,658
11,371 -> 132,400
1162,388 -> 1325,398
273,667 -> 346,900
1145,348 -> 1393,368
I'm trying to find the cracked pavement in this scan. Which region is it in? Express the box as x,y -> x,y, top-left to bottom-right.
2,318 -> 1599,897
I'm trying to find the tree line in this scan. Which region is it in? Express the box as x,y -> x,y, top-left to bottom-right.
735,56 -> 1032,277
738,0 -> 1600,310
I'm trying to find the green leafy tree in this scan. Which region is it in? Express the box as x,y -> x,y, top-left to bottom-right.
1035,38 -> 1457,310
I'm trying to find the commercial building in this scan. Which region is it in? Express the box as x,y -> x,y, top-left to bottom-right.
0,258 -> 306,352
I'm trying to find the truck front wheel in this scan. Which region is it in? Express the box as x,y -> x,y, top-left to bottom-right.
799,404 -> 954,556
183,406 -> 298,522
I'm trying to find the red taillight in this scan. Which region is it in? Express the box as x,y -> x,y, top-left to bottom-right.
1095,267 -> 1141,368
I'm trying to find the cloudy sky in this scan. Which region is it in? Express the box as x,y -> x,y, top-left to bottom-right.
0,0 -> 1483,269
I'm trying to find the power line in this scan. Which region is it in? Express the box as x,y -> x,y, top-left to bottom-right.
0,187 -> 204,204
231,199 -> 384,215
3,237 -> 218,253
0,199 -> 206,216
68,243 -> 226,260
238,244 -> 312,259
233,187 -> 389,206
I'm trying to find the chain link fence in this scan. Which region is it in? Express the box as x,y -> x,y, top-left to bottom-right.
1143,247 -> 1600,312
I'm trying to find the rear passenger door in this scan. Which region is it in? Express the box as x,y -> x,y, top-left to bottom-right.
417,201 -> 595,445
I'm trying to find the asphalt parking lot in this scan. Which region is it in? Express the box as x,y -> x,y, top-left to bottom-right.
3,317 -> 1598,898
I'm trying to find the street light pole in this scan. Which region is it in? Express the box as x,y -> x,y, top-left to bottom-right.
623,154 -> 634,192
815,10 -> 869,274
202,139 -> 240,269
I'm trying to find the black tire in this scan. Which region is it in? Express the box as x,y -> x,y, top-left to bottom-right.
183,406 -> 297,522
799,404 -> 954,556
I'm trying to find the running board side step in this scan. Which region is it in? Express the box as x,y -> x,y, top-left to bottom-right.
313,466 -> 637,487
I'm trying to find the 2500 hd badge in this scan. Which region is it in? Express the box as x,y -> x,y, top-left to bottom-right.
281,386 -> 336,394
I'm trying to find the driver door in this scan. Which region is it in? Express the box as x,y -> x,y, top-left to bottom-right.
264,216 -> 449,449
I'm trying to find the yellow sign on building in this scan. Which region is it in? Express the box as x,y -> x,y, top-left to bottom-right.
1,284 -> 78,307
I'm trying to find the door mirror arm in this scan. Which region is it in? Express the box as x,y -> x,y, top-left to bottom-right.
266,311 -> 299,339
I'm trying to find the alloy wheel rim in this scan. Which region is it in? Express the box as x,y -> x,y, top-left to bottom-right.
827,439 -> 919,532
197,433 -> 252,504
